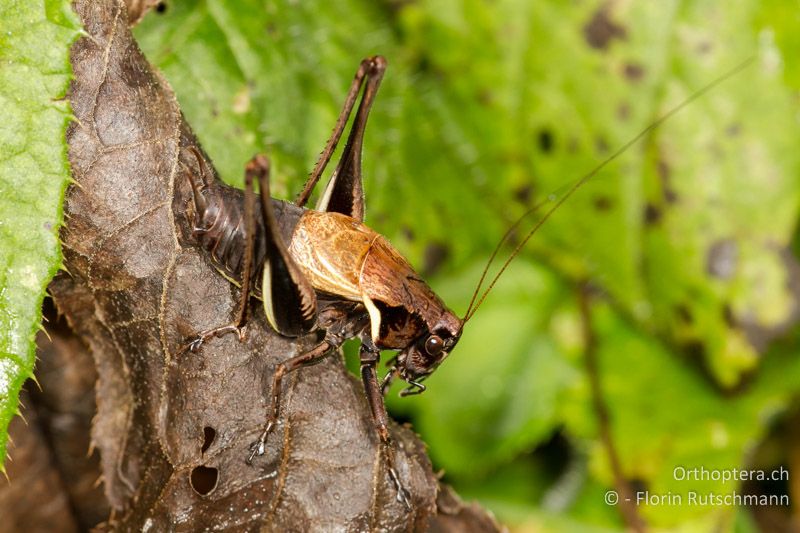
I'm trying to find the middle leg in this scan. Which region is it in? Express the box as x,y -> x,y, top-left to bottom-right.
360,343 -> 411,508
247,338 -> 338,463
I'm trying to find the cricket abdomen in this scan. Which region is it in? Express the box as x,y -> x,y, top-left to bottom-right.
188,179 -> 303,293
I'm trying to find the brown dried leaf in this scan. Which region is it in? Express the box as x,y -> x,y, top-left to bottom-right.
0,394 -> 79,533
0,304 -> 109,532
428,485 -> 506,533
29,304 -> 109,528
51,0 -> 450,529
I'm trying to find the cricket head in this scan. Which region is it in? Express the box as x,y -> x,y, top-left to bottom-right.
390,309 -> 463,396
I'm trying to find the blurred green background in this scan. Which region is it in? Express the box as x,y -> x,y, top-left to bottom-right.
133,1 -> 800,531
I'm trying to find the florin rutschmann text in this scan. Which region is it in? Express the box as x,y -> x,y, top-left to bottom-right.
603,466 -> 789,508
633,490 -> 787,507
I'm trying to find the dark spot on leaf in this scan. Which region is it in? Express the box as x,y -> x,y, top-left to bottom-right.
514,184 -> 534,205
401,225 -> 415,241
697,41 -> 713,55
617,103 -> 630,121
583,5 -> 627,50
707,239 -> 738,279
43,221 -> 53,230
657,159 -> 678,203
657,159 -> 670,180
537,128 -> 554,153
422,242 -> 449,277
201,426 -> 216,453
593,196 -> 612,211
369,210 -> 386,226
595,137 -> 609,153
623,62 -> 645,82
643,203 -> 661,225
567,137 -> 579,153
190,465 -> 218,495
722,304 -> 736,327
155,1 -> 167,13
477,89 -> 493,106
726,123 -> 741,137
683,340 -> 706,360
629,478 -> 648,494
533,430 -> 572,480
413,54 -> 432,74
675,304 -> 693,324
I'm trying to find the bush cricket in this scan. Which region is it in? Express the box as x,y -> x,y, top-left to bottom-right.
181,55 -> 752,506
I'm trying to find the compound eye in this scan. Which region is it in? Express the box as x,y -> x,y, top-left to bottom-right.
424,335 -> 444,356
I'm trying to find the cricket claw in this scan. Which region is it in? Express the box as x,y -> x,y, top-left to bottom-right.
181,324 -> 247,354
246,440 -> 264,464
246,420 -> 275,465
388,464 -> 411,509
398,488 -> 411,509
380,367 -> 397,397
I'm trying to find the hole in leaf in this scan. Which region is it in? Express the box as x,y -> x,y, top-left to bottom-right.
190,466 -> 218,495
155,2 -> 167,13
202,426 -> 216,453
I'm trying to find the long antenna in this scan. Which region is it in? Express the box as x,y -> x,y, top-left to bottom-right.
463,56 -> 755,323
462,198 -> 550,320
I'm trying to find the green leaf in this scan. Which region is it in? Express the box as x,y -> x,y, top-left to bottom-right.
562,301 -> 800,527
0,1 -> 81,468
388,260 -> 580,476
